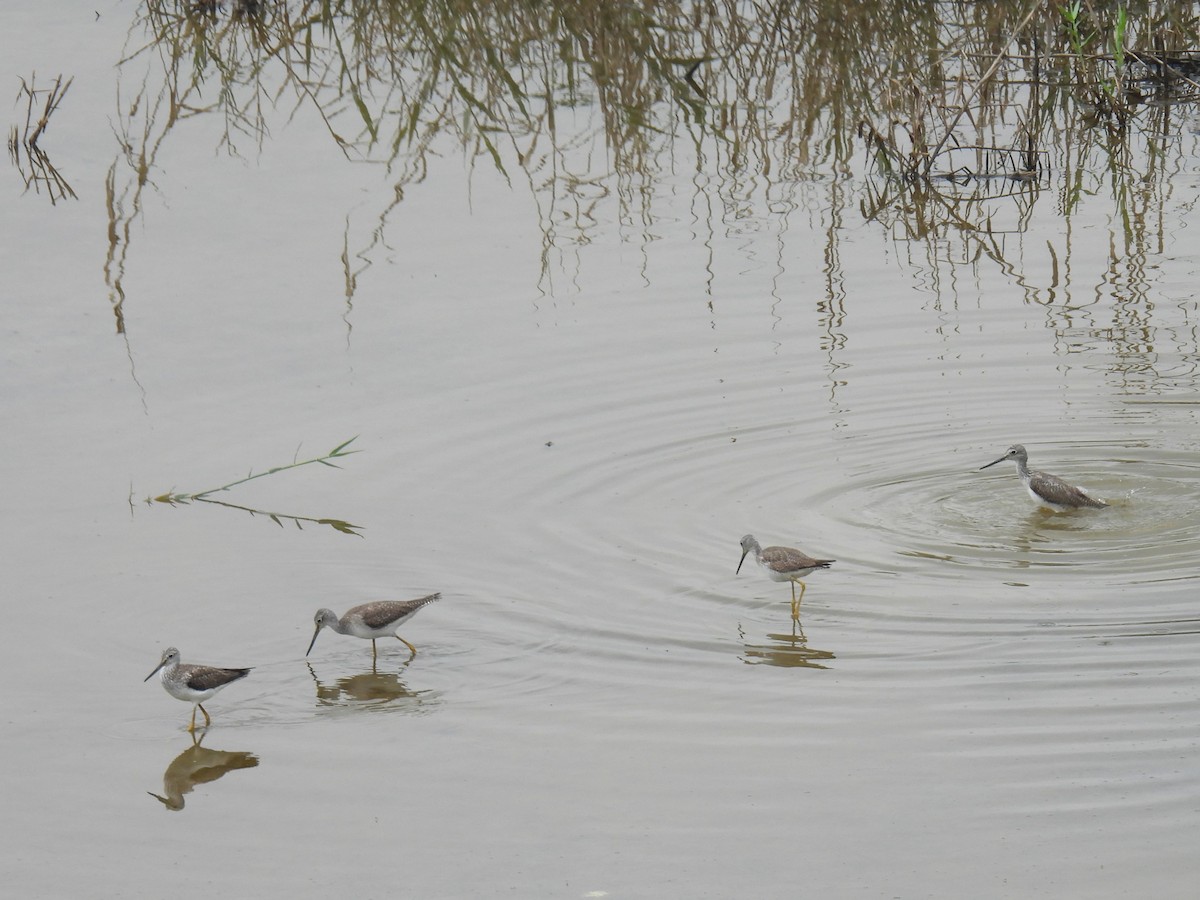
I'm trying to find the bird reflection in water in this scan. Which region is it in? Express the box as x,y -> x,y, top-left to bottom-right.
737,618 -> 836,669
305,661 -> 439,713
148,732 -> 259,811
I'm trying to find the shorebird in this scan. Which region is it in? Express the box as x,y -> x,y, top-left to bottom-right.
737,535 -> 834,618
306,593 -> 441,660
144,647 -> 251,732
979,444 -> 1108,510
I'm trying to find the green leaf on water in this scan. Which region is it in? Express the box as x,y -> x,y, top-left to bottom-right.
330,436 -> 360,456
319,518 -> 365,537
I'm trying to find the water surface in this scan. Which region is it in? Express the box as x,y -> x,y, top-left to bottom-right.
2,4 -> 1199,898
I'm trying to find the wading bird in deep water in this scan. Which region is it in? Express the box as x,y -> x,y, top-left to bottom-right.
979,444 -> 1108,510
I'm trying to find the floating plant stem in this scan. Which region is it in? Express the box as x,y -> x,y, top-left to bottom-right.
146,437 -> 364,537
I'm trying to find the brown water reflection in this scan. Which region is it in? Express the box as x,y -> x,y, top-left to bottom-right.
8,74 -> 76,204
106,1 -> 1200,322
306,662 -> 440,713
738,619 -> 836,669
147,733 -> 259,812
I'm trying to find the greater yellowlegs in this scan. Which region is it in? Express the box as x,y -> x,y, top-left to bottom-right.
144,647 -> 252,732
306,593 -> 441,660
737,535 -> 834,618
979,444 -> 1108,510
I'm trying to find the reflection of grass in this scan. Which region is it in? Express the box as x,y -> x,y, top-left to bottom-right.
8,73 -> 77,204
109,1 -> 1200,337
118,4 -> 1199,217
1059,1 -> 1133,129
148,437 -> 363,536
1062,1 -> 1092,58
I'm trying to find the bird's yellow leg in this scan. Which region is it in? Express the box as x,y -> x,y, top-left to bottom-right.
396,634 -> 418,656
795,580 -> 807,613
789,582 -> 799,620
371,639 -> 378,661
199,703 -> 212,728
188,706 -> 198,733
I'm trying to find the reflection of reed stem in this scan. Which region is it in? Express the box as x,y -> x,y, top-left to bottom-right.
110,1 -> 1200,320
10,73 -> 77,204
925,1 -> 1044,171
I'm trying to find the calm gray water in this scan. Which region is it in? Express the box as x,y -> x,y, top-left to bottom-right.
2,5 -> 1199,899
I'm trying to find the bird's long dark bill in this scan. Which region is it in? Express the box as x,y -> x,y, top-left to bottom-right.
305,627 -> 322,657
143,661 -> 167,682
979,456 -> 1006,470
736,550 -> 750,574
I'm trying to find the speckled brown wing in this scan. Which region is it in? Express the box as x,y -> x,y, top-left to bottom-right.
1028,470 -> 1108,508
356,593 -> 441,629
760,546 -> 834,574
